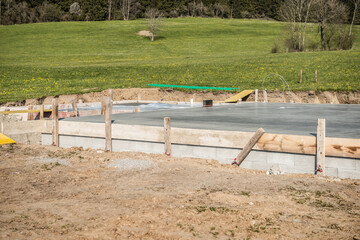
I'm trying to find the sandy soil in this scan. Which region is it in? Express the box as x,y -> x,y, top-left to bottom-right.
2,88 -> 360,107
1,144 -> 359,239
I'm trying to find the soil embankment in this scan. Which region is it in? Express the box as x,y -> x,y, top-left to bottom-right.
1,89 -> 359,106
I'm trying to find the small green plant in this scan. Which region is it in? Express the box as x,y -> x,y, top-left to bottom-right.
240,191 -> 251,197
195,206 -> 207,213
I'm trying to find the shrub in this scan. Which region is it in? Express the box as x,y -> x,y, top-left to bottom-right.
37,2 -> 63,22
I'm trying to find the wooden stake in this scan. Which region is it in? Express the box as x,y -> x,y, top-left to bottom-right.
263,90 -> 268,103
101,98 -> 105,115
255,89 -> 258,102
72,100 -> 78,117
0,118 -> 3,133
234,128 -> 265,166
105,97 -> 112,152
315,70 -> 318,83
109,89 -> 114,109
316,119 -> 326,176
27,106 -> 33,120
300,69 -> 303,84
52,99 -> 59,146
164,117 -> 171,156
40,104 -> 44,120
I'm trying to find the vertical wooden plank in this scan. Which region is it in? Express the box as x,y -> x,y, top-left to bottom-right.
27,106 -> 33,121
164,117 -> 171,156
300,69 -> 303,84
315,70 -> 318,83
105,97 -> 112,152
0,118 -> 3,133
40,104 -> 44,120
109,89 -> 113,111
316,119 -> 326,176
109,89 -> 114,100
234,128 -> 265,166
72,100 -> 78,117
263,90 -> 268,103
52,99 -> 59,146
101,98 -> 105,115
255,89 -> 258,102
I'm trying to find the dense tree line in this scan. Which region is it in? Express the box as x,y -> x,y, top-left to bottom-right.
0,0 -> 358,25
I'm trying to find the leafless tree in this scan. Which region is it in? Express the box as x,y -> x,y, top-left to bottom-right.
108,0 -> 112,20
312,0 -> 348,50
70,2 -> 81,16
145,8 -> 163,41
122,0 -> 135,20
349,0 -> 359,36
279,0 -> 313,51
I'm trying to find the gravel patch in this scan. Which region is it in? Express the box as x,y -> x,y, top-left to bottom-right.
107,159 -> 156,171
32,157 -> 72,166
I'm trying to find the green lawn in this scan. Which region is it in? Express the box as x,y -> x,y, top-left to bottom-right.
0,18 -> 359,102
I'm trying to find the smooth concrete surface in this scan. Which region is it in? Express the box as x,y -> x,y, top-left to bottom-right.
42,134 -> 360,179
63,103 -> 360,138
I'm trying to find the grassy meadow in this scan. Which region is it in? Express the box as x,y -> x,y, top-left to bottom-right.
0,18 -> 359,102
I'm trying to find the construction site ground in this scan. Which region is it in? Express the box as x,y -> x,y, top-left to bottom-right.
1,88 -> 360,107
1,144 -> 359,240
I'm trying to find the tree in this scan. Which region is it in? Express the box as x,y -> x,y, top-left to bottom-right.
145,8 -> 163,41
349,0 -> 359,36
122,0 -> 136,20
312,0 -> 348,50
278,0 -> 314,51
70,2 -> 82,16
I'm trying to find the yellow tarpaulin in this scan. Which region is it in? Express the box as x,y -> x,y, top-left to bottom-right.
0,133 -> 16,145
224,90 -> 254,103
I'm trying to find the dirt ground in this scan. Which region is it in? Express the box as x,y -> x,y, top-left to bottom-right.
1,144 -> 359,240
2,88 -> 360,106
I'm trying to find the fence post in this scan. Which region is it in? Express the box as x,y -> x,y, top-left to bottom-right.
27,106 -> 33,121
300,69 -> 303,84
315,70 -> 318,83
72,100 -> 78,117
255,89 -> 258,102
52,99 -> 59,146
263,89 -> 268,103
40,104 -> 44,120
105,97 -> 112,152
316,119 -> 326,176
164,117 -> 171,156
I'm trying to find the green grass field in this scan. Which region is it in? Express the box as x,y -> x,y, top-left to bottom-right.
0,18 -> 359,102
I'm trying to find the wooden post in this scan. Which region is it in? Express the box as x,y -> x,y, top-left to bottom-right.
300,69 -> 303,84
27,106 -> 33,120
263,90 -> 268,103
52,99 -> 59,146
0,118 -> 3,133
316,119 -> 326,176
234,128 -> 265,166
164,117 -> 171,156
101,98 -> 105,115
255,89 -> 258,102
40,104 -> 44,120
72,100 -> 78,117
105,97 -> 112,152
315,70 -> 317,83
109,89 -> 114,109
